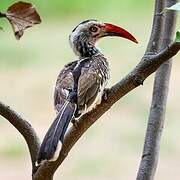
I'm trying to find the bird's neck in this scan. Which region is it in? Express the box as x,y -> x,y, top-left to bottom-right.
70,37 -> 100,58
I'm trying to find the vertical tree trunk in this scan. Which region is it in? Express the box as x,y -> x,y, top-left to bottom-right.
136,0 -> 177,180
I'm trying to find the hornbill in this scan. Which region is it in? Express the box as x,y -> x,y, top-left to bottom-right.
37,19 -> 138,164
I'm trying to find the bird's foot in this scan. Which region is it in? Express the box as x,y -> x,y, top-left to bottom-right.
71,119 -> 78,129
103,88 -> 110,101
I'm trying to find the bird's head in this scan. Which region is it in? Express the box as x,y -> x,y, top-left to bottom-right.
69,19 -> 138,57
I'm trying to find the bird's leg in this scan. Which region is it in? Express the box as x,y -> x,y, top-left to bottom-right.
102,88 -> 110,101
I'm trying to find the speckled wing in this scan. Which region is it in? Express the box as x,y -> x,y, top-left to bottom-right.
54,61 -> 77,112
77,55 -> 108,113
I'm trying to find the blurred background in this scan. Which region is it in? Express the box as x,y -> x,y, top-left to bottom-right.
0,0 -> 180,179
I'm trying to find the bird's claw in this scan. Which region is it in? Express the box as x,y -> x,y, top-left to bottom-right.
103,88 -> 110,101
71,119 -> 78,129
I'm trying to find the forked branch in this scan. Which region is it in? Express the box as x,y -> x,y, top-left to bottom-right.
33,40 -> 180,180
1,41 -> 179,180
0,1 -> 180,179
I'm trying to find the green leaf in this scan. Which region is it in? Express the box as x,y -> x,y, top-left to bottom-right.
164,2 -> 180,12
176,31 -> 180,42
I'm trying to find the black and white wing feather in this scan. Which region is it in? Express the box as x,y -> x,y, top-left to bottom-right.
77,54 -> 109,114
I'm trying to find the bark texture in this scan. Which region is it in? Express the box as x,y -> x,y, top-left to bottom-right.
136,0 -> 177,180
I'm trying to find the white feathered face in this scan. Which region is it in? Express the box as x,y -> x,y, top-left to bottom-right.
69,19 -> 138,56
69,20 -> 106,47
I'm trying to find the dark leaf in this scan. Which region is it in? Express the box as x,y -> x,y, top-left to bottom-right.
5,1 -> 41,39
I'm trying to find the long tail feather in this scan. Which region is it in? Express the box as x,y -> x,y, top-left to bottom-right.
37,101 -> 76,164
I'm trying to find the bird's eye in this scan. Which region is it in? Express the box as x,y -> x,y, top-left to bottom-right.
89,26 -> 98,33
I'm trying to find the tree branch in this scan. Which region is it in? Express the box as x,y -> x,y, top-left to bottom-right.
1,1 -> 179,179
145,0 -> 165,54
0,101 -> 40,173
34,43 -> 180,179
136,0 -> 177,179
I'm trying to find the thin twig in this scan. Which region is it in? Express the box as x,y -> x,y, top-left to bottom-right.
145,0 -> 165,55
0,102 -> 40,173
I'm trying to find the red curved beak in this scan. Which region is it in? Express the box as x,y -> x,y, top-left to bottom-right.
104,23 -> 138,44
